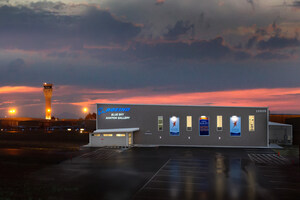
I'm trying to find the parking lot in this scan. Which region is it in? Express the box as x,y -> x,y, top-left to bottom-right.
1,147 -> 299,200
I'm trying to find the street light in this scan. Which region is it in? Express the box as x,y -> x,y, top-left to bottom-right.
83,107 -> 88,113
8,108 -> 16,115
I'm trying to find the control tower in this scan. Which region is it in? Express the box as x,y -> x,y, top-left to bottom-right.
43,83 -> 53,120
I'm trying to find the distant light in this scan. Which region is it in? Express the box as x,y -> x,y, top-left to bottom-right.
67,128 -> 71,131
8,109 -> 16,114
47,109 -> 51,112
80,128 -> 84,131
83,107 -> 88,113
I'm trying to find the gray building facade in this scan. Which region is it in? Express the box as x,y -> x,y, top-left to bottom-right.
88,103 -> 269,148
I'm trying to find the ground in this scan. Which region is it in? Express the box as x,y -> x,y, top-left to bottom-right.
0,146 -> 299,200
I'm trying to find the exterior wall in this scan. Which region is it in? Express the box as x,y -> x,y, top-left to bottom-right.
96,104 -> 269,147
90,133 -> 129,147
269,125 -> 293,145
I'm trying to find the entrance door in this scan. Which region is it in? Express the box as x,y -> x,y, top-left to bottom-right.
128,133 -> 132,146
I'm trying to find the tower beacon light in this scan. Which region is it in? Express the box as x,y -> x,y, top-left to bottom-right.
43,83 -> 53,120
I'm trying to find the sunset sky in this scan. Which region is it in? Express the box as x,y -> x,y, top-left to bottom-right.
0,0 -> 300,118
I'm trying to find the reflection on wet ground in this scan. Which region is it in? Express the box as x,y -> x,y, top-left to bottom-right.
134,151 -> 268,200
0,147 -> 299,200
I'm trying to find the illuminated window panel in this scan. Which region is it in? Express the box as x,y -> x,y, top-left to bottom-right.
217,115 -> 222,131
93,133 -> 101,136
199,116 -> 209,136
103,134 -> 113,137
230,116 -> 241,136
249,115 -> 255,131
158,116 -> 163,131
116,134 -> 126,137
186,116 -> 192,131
170,116 -> 180,136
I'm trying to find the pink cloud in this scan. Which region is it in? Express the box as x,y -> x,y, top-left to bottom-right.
70,87 -> 300,113
0,86 -> 41,94
155,0 -> 165,5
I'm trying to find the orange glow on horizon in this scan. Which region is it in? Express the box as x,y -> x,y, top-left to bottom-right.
70,87 -> 300,113
0,86 -> 41,94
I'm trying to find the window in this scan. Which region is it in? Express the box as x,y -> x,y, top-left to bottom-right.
230,116 -> 241,136
103,134 -> 113,136
170,116 -> 180,136
186,116 -> 192,131
93,133 -> 101,136
116,133 -> 126,137
249,115 -> 255,131
158,116 -> 163,131
217,115 -> 222,131
199,116 -> 209,136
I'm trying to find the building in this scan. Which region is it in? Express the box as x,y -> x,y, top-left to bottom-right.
269,122 -> 293,145
87,103 -> 273,148
43,83 -> 53,120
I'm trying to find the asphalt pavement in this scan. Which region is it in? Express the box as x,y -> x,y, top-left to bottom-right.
0,147 -> 299,200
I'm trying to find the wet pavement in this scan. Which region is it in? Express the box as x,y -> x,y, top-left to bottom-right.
0,147 -> 299,200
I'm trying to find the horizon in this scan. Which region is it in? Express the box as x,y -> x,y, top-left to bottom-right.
0,0 -> 300,118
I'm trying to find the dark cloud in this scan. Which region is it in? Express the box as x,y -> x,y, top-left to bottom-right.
246,36 -> 258,49
255,28 -> 267,36
7,58 -> 26,73
131,37 -> 231,60
257,36 -> 300,50
234,51 -> 252,60
52,36 -> 293,62
246,0 -> 255,11
164,20 -> 194,40
291,1 -> 300,8
254,52 -> 290,60
0,5 -> 141,50
29,1 -> 66,11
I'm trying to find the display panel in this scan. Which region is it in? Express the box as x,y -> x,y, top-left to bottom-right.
199,116 -> 209,136
187,116 -> 192,131
217,115 -> 222,131
170,116 -> 180,136
249,115 -> 255,131
158,116 -> 163,131
230,116 -> 241,136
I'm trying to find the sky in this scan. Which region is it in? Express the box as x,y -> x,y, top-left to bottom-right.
0,0 -> 300,118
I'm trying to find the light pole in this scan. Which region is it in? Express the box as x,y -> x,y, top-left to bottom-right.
82,107 -> 88,119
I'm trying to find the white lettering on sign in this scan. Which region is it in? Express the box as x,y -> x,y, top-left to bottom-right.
256,110 -> 266,113
105,113 -> 130,120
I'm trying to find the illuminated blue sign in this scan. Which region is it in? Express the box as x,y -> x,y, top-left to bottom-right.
199,116 -> 209,136
98,107 -> 130,115
230,116 -> 241,136
170,116 -> 180,136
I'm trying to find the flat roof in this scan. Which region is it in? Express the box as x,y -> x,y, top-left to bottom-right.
96,103 -> 268,109
269,122 -> 292,127
94,128 -> 140,133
